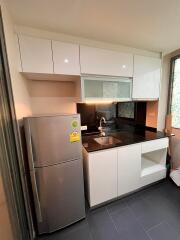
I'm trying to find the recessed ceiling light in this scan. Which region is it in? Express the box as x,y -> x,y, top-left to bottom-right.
122,65 -> 126,69
64,58 -> 69,63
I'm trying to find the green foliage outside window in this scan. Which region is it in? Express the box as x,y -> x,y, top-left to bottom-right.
171,58 -> 180,128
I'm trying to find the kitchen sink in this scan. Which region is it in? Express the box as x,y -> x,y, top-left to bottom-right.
94,136 -> 122,145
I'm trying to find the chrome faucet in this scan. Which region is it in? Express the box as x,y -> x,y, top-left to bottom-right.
98,117 -> 106,136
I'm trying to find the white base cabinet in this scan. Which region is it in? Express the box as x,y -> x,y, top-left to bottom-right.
117,144 -> 141,196
83,138 -> 168,207
83,148 -> 117,207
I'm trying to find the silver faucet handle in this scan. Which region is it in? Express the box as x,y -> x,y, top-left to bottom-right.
98,126 -> 102,131
101,117 -> 106,123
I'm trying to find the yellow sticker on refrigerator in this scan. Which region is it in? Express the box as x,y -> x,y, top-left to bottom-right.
69,131 -> 80,143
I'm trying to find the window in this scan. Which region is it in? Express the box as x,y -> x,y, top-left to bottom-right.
169,56 -> 180,128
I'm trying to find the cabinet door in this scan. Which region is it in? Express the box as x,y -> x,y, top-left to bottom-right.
89,149 -> 117,207
80,46 -> 133,77
133,55 -> 161,99
18,34 -> 53,73
81,75 -> 132,102
52,41 -> 80,75
118,144 -> 141,196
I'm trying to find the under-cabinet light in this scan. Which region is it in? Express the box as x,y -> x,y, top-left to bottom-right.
85,101 -> 113,104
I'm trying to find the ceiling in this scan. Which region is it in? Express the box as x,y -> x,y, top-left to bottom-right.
6,0 -> 180,53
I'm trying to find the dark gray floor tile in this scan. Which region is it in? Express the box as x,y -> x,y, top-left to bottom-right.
126,196 -> 149,219
143,184 -> 180,221
37,179 -> 180,240
134,183 -> 180,231
106,198 -> 127,215
110,206 -> 150,240
38,219 -> 92,240
110,206 -> 137,231
118,223 -> 150,240
87,207 -> 119,240
136,204 -> 165,231
147,222 -> 180,240
166,212 -> 180,234
144,180 -> 180,205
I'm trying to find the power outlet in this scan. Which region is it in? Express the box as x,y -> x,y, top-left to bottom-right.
81,125 -> 87,131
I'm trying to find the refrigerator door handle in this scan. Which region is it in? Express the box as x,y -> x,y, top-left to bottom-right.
31,170 -> 42,223
25,120 -> 35,170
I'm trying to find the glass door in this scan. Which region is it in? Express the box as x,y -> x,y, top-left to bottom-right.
81,75 -> 132,102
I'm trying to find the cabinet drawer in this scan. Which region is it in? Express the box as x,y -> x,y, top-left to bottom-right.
141,138 -> 169,154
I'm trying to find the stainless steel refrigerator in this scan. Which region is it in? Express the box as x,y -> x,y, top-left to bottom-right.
24,114 -> 85,234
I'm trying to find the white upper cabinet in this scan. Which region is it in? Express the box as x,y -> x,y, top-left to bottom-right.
18,34 -> 53,74
133,55 -> 161,99
81,75 -> 132,102
52,41 -> 80,75
80,46 -> 133,77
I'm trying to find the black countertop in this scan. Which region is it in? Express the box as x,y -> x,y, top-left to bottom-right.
82,129 -> 168,153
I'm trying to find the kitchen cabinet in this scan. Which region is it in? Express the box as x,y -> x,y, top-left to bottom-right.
83,137 -> 168,207
133,55 -> 161,99
117,144 -> 141,196
52,41 -> 80,75
81,75 -> 132,102
141,138 -> 168,187
83,148 -> 117,207
141,138 -> 168,154
18,34 -> 53,74
80,46 -> 133,77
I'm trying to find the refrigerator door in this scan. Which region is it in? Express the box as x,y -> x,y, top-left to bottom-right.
31,159 -> 85,234
24,114 -> 82,168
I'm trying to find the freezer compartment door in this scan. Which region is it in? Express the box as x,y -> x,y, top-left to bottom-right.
31,159 -> 85,234
24,115 -> 82,168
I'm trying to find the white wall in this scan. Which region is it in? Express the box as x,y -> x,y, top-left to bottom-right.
0,173 -> 13,240
1,1 -> 32,120
27,80 -> 77,114
30,97 -> 76,115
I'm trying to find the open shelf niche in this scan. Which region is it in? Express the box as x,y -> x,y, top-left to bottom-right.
141,148 -> 167,177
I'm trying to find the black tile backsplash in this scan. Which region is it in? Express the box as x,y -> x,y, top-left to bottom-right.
77,103 -> 116,132
77,102 -> 148,133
